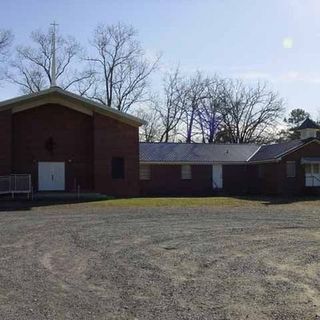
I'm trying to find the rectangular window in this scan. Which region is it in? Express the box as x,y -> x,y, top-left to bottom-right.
111,157 -> 125,179
286,161 -> 296,178
140,165 -> 151,180
305,164 -> 320,174
181,165 -> 192,180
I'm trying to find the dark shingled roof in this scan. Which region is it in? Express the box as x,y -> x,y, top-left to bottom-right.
140,143 -> 260,163
248,140 -> 305,162
297,118 -> 320,130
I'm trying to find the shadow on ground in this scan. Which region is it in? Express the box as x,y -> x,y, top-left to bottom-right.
1,193 -> 320,211
0,193 -> 112,211
233,195 -> 320,206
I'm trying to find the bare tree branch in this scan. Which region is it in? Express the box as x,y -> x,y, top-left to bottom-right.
154,68 -> 186,142
136,107 -> 161,142
8,28 -> 92,93
0,29 -> 13,80
85,23 -> 160,112
217,79 -> 284,143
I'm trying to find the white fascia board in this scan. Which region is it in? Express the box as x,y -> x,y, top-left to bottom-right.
0,87 -> 145,127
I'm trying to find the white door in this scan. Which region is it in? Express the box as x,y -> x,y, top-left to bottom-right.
212,164 -> 223,189
38,162 -> 65,191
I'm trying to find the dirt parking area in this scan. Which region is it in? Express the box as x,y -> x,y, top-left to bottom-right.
1,199 -> 320,319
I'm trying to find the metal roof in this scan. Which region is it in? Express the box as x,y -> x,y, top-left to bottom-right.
140,142 -> 260,163
297,118 -> 320,130
248,139 -> 311,162
140,139 -> 320,164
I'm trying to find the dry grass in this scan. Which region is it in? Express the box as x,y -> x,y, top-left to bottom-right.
94,196 -> 258,207
94,196 -> 320,208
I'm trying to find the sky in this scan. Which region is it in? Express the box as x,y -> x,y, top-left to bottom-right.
1,0 -> 320,118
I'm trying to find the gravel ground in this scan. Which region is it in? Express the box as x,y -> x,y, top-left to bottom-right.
1,201 -> 320,319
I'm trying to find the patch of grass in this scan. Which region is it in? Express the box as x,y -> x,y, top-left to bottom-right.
92,195 -> 320,208
94,196 -> 262,207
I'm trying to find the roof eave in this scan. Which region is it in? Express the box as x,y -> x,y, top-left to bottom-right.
139,160 -> 250,165
0,87 -> 145,127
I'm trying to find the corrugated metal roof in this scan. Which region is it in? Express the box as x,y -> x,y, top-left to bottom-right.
139,142 -> 260,163
248,140 -> 305,162
140,139 -> 320,163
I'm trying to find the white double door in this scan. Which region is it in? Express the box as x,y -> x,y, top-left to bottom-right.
38,162 -> 65,191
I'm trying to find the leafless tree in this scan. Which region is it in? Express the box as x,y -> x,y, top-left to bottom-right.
86,23 -> 160,112
7,28 -> 93,93
218,80 -> 284,143
136,107 -> 161,142
180,72 -> 208,143
0,29 -> 13,59
155,69 -> 187,142
195,76 -> 224,143
0,29 -> 13,80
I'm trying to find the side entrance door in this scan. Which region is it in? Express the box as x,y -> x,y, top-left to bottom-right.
38,162 -> 65,191
212,164 -> 223,189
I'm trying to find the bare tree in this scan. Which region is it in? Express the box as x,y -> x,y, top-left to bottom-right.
218,80 -> 284,143
155,69 -> 187,142
180,72 -> 208,143
86,23 -> 159,112
8,28 -> 93,93
0,29 -> 13,59
136,107 -> 161,142
0,29 -> 13,80
195,76 -> 224,143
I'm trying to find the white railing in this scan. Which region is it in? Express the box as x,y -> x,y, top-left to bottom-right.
0,174 -> 32,198
305,174 -> 320,187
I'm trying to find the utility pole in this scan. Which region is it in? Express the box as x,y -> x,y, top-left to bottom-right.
50,21 -> 58,87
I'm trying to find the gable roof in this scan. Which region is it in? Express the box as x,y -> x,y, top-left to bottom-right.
0,86 -> 144,127
140,142 -> 260,164
297,118 -> 320,130
248,140 -> 304,162
248,138 -> 320,162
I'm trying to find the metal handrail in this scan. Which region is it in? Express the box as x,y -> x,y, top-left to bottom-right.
0,174 -> 32,198
306,174 -> 320,187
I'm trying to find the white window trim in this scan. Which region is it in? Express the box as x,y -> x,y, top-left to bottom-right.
286,161 -> 296,178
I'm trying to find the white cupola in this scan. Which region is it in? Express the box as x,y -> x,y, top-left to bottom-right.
297,118 -> 320,140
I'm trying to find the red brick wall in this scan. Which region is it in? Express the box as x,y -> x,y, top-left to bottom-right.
246,163 -> 281,195
0,110 -> 12,175
223,165 -> 249,194
93,113 -> 139,196
140,164 -> 213,196
279,141 -> 320,195
246,141 -> 320,195
12,104 -> 93,191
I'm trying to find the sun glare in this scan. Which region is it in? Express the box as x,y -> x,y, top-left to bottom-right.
282,37 -> 294,49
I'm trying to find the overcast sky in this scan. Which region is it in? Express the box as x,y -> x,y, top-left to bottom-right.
1,0 -> 320,118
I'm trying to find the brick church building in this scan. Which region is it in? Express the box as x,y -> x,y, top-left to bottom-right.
0,87 -> 143,196
0,87 -> 320,197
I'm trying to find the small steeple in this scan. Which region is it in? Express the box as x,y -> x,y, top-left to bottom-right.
297,118 -> 320,139
50,21 -> 58,87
